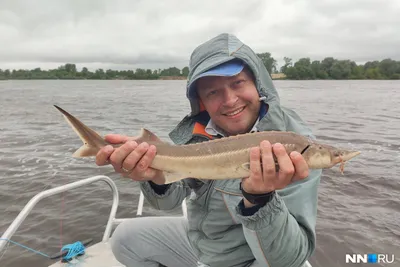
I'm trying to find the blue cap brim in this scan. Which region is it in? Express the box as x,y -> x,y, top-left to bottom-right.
188,60 -> 244,99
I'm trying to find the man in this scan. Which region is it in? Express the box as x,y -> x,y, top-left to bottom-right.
96,33 -> 321,267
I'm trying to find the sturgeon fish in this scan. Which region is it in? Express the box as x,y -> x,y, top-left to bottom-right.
54,105 -> 360,183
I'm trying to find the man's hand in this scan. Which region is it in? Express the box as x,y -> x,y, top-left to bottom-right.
95,134 -> 165,185
241,140 -> 309,207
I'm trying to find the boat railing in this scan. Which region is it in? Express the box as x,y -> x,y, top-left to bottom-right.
0,175 -> 119,252
134,190 -> 187,217
0,175 -> 186,252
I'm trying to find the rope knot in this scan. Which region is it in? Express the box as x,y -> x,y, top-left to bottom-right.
61,241 -> 85,262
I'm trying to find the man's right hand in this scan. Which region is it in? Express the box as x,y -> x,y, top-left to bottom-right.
95,134 -> 165,184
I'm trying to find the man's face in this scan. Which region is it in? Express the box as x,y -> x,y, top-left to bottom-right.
196,68 -> 261,136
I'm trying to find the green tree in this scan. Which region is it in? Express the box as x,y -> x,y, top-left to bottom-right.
285,66 -> 299,79
160,67 -> 180,76
365,68 -> 382,79
280,57 -> 292,74
65,63 -> 77,74
330,60 -> 354,79
256,52 -> 277,74
350,65 -> 365,79
182,66 -> 189,77
293,58 -> 315,79
320,57 -> 335,77
378,59 -> 398,79
310,61 -> 329,79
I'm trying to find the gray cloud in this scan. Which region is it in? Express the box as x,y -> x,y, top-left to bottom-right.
1,0 -> 399,71
273,0 -> 400,62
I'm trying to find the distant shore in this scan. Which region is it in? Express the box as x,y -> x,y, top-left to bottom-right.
1,58 -> 399,80
270,73 -> 286,79
158,76 -> 187,80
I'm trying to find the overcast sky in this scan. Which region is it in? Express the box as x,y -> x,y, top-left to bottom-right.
1,0 -> 399,71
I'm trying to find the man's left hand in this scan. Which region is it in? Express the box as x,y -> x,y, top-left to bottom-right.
241,140 -> 309,206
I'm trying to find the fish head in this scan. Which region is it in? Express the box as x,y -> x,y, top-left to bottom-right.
302,143 -> 361,169
329,147 -> 361,166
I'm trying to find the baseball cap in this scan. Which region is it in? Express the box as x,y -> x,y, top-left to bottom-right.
187,59 -> 245,99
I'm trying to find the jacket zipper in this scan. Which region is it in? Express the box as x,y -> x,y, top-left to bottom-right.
195,180 -> 215,258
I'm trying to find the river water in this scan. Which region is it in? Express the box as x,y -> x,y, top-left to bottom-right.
0,80 -> 399,267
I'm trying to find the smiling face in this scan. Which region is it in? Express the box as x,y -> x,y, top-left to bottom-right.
196,67 -> 261,136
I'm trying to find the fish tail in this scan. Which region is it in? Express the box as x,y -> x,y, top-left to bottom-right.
54,105 -> 108,158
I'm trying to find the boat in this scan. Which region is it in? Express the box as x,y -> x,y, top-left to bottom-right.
0,175 -> 313,267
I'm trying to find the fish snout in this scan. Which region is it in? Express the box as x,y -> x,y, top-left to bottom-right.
332,149 -> 361,163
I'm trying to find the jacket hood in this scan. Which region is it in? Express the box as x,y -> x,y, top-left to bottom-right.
168,33 -> 314,145
186,33 -> 280,116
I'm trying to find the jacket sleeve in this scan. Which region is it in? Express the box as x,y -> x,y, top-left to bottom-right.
137,136 -> 203,211
234,169 -> 321,267
139,180 -> 192,211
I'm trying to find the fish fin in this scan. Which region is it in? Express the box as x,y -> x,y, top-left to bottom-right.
138,128 -> 161,142
54,105 -> 107,158
163,171 -> 188,184
72,145 -> 99,158
241,163 -> 250,171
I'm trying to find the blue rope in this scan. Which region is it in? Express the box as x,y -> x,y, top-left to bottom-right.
61,241 -> 85,261
0,238 -> 50,258
0,238 -> 86,262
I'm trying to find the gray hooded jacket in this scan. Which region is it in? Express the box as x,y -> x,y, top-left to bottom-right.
139,33 -> 321,267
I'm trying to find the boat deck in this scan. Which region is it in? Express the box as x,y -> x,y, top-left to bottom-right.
48,242 -> 123,267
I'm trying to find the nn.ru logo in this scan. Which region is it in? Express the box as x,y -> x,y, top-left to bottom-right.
345,254 -> 395,264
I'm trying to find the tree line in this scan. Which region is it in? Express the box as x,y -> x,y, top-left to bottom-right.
256,53 -> 400,80
1,53 -> 399,80
279,56 -> 400,80
0,64 -> 188,80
